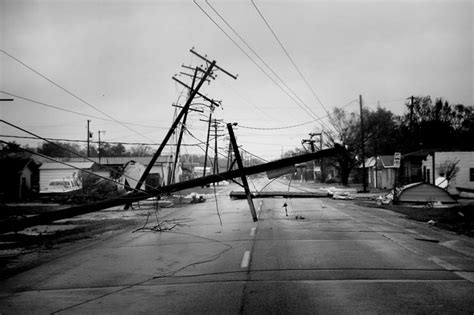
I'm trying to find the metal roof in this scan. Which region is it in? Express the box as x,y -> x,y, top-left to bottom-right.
39,162 -> 95,170
57,156 -> 173,166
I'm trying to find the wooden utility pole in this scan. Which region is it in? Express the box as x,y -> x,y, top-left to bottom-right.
98,130 -> 105,164
212,119 -> 224,175
226,136 -> 232,170
214,121 -> 218,174
409,95 -> 415,134
87,120 -> 91,157
302,137 -> 316,182
360,95 -> 368,192
227,123 -> 258,222
170,68 -> 199,185
202,108 -> 213,177
124,60 -> 217,209
124,49 -> 237,210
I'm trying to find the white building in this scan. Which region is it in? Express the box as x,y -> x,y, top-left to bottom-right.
421,151 -> 474,194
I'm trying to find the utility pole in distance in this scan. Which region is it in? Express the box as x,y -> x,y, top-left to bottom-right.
212,118 -> 224,175
87,120 -> 91,157
200,106 -> 214,178
359,95 -> 368,192
409,95 -> 414,134
98,130 -> 105,164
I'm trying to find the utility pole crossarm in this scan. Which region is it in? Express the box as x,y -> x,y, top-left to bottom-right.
172,76 -> 221,108
190,48 -> 238,80
181,65 -> 216,80
172,103 -> 204,113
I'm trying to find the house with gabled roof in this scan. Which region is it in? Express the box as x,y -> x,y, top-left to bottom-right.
0,157 -> 41,201
359,155 -> 398,189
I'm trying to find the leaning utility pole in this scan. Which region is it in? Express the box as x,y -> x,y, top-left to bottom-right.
125,62 -> 216,209
124,49 -> 236,209
201,107 -> 214,178
227,123 -> 258,222
170,68 -> 199,185
359,95 -> 367,192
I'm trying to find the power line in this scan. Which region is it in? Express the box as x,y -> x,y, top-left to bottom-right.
0,91 -> 170,129
0,134 -> 207,147
203,1 -> 335,133
194,1 -> 328,130
251,0 -> 331,117
239,99 -> 357,130
1,49 -> 157,143
0,124 -> 158,195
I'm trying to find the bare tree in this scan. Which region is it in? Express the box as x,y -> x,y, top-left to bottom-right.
437,159 -> 460,183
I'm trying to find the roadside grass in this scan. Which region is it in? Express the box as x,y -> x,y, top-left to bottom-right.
363,202 -> 474,237
0,218 -> 139,279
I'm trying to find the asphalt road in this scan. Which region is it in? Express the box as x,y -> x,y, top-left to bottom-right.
1,178 -> 474,313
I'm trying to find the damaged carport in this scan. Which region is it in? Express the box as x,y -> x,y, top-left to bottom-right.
396,182 -> 457,205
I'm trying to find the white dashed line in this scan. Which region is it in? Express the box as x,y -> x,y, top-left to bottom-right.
241,251 -> 251,268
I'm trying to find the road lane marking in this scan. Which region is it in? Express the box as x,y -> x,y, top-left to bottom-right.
250,227 -> 256,237
241,251 -> 251,268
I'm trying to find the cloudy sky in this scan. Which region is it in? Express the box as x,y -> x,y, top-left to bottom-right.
1,0 -> 472,161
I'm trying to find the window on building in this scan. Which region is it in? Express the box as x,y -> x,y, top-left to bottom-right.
470,168 -> 474,182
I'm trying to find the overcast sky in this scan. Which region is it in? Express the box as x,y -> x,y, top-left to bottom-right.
1,0 -> 472,161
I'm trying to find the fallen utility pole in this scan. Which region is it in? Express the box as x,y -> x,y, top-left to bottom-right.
230,191 -> 329,199
0,147 -> 340,233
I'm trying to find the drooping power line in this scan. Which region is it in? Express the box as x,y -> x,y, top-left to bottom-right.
1,49 -> 158,142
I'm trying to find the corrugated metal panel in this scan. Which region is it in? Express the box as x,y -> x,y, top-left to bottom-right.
39,162 -> 94,170
57,156 -> 173,165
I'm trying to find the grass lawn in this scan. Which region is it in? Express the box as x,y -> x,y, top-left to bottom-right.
364,202 -> 474,237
